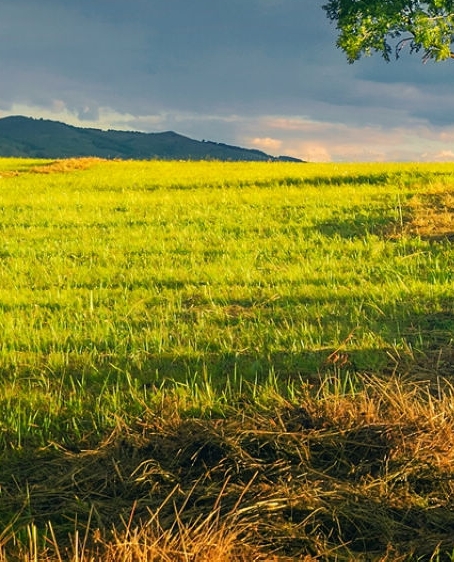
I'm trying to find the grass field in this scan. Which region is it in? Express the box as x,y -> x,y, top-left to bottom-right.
0,157 -> 453,560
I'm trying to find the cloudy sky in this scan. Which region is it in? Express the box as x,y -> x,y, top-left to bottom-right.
1,0 -> 454,162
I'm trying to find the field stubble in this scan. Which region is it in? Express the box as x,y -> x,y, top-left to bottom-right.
0,158 -> 453,560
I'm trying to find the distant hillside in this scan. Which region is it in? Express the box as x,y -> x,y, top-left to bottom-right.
0,116 -> 303,162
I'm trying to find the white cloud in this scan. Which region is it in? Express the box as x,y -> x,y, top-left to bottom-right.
296,143 -> 332,162
241,115 -> 454,162
422,150 -> 454,161
251,137 -> 283,152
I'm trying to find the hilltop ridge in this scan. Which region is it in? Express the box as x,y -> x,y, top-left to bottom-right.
0,116 -> 303,162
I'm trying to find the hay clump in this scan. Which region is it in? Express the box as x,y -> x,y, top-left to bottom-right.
1,376 -> 454,560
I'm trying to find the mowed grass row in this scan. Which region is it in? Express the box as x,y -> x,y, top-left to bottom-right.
0,158 -> 453,560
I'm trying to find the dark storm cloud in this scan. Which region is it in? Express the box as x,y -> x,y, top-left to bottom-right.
1,0 -> 454,160
0,0 -> 335,112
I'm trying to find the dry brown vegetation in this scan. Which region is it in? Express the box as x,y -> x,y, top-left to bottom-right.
385,183 -> 454,242
2,370 -> 454,561
30,157 -> 108,174
407,189 -> 454,241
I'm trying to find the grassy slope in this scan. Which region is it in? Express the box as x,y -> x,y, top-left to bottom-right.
0,158 -> 453,560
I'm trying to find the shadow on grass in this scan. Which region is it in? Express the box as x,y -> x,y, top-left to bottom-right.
0,307 -> 452,389
310,211 -> 399,239
253,170 -> 437,189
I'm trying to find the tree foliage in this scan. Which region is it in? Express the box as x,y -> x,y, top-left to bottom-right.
323,0 -> 454,62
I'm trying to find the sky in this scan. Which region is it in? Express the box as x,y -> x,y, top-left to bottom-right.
1,0 -> 454,162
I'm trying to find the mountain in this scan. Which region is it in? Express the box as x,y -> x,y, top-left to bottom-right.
0,116 -> 303,162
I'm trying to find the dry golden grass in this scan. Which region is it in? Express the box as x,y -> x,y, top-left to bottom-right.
396,183 -> 454,241
2,372 -> 454,561
30,157 -> 108,174
407,190 -> 454,240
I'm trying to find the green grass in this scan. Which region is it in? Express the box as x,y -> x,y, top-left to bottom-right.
0,157 -> 453,560
0,160 -> 451,381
